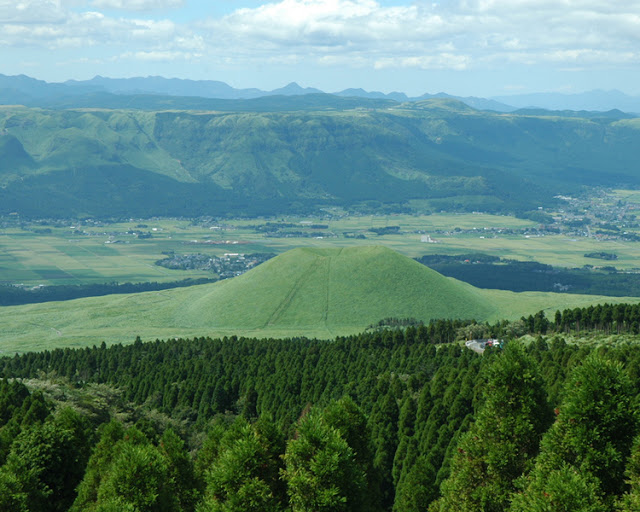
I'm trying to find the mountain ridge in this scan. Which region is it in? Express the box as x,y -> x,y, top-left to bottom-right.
1,103 -> 640,218
6,73 -> 640,113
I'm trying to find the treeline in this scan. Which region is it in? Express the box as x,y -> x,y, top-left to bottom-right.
521,303 -> 640,336
416,253 -> 640,296
1,331 -> 640,510
0,278 -> 216,307
367,318 -> 477,344
366,302 -> 640,343
555,302 -> 640,334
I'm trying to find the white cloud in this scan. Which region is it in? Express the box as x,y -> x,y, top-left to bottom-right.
0,0 -> 67,23
210,0 -> 446,47
198,0 -> 640,70
91,0 -> 185,10
1,0 -> 640,78
0,0 -> 198,57
374,54 -> 471,71
119,49 -> 201,61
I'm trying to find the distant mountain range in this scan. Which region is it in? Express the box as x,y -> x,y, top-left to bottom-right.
1,97 -> 639,219
1,73 -> 640,220
3,73 -> 640,113
492,90 -> 640,114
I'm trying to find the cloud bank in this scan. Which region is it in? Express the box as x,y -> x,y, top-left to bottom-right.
1,0 -> 638,74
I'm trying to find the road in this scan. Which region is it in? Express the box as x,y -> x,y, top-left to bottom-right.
465,339 -> 487,354
465,339 -> 502,354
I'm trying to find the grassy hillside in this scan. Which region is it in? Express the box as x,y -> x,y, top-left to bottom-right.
2,246 -> 638,353
1,103 -> 639,217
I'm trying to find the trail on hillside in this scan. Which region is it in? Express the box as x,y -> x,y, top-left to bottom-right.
264,257 -> 323,327
321,248 -> 344,339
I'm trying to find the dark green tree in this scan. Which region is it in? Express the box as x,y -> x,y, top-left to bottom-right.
434,342 -> 552,511
0,407 -> 93,512
393,455 -> 438,512
512,355 -> 639,510
369,387 -> 399,508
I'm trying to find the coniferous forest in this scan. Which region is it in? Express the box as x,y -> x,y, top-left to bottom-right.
1,316 -> 640,511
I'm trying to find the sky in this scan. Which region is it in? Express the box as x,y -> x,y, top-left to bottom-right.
1,0 -> 639,98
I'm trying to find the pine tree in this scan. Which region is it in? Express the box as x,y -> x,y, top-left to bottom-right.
0,407 -> 93,512
512,355 -> 639,510
96,442 -> 178,512
199,417 -> 285,512
369,387 -> 400,508
323,396 -> 382,511
72,420 -> 126,512
434,342 -> 552,511
511,464 -> 604,511
282,410 -> 366,512
159,429 -> 200,512
617,434 -> 640,510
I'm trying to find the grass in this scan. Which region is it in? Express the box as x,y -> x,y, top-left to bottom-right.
1,246 -> 638,353
612,189 -> 640,205
2,212 -> 640,287
0,221 -> 220,285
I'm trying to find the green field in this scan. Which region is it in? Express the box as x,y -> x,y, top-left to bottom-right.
0,221 -> 224,285
612,189 -> 640,205
2,246 -> 638,353
2,212 -> 640,288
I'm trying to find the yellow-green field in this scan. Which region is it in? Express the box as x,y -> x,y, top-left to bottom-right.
2,212 -> 640,287
612,189 -> 640,205
1,246 -> 639,354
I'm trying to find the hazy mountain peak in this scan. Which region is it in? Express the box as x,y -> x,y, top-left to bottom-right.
269,82 -> 324,95
492,89 -> 640,113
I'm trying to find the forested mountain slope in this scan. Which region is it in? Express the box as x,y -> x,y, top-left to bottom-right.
0,101 -> 638,217
1,331 -> 640,511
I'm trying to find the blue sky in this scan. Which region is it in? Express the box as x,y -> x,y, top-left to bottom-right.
1,0 -> 639,98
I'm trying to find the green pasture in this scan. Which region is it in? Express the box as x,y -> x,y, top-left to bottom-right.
1,245 -> 639,354
226,213 -> 640,268
412,234 -> 640,270
612,189 -> 640,205
2,213 -> 640,286
0,223 -> 209,285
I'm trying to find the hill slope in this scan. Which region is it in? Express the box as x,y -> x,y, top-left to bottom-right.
1,246 -> 638,352
1,104 -> 640,217
175,246 -> 497,330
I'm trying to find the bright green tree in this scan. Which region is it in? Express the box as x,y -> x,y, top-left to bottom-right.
282,411 -> 366,512
323,396 -> 382,511
512,355 -> 638,510
433,342 -> 552,511
198,416 -> 285,512
96,441 -> 178,512
73,423 -> 181,512
159,428 -> 200,512
617,434 -> 640,510
511,464 -> 604,511
71,420 -> 126,512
